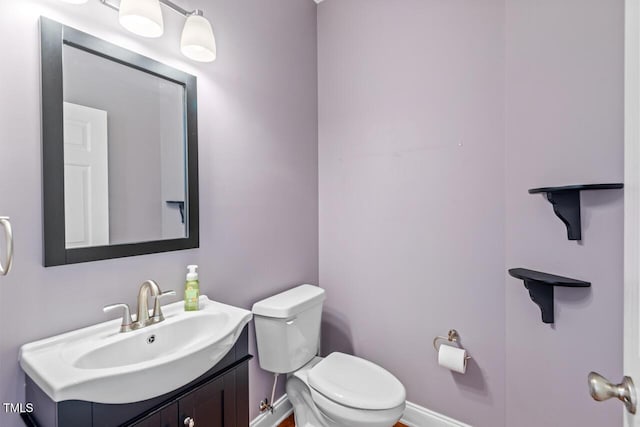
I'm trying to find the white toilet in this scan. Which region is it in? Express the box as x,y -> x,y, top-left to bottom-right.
252,284 -> 406,427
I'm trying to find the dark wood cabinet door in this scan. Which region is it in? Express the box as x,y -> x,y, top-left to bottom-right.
222,370 -> 237,427
129,402 -> 179,427
129,412 -> 160,427
178,377 -> 225,427
159,403 -> 179,427
126,369 -> 242,427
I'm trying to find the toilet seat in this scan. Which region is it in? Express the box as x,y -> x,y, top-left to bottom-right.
309,386 -> 405,427
307,352 -> 406,410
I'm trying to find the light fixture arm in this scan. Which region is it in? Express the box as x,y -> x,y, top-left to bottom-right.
160,0 -> 203,17
99,0 -> 204,18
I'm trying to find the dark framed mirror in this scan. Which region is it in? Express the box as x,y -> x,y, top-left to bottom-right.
40,17 -> 199,267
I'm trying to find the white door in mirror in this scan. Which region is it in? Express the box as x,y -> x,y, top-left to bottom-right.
63,102 -> 110,248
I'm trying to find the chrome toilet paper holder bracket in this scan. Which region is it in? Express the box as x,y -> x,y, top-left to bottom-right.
433,329 -> 471,360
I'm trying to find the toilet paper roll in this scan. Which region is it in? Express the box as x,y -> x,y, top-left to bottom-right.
437,344 -> 468,374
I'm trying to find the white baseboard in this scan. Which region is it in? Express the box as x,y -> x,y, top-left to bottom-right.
249,394 -> 293,427
401,401 -> 472,427
249,395 -> 471,427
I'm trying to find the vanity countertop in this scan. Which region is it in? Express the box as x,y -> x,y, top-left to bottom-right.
19,296 -> 252,404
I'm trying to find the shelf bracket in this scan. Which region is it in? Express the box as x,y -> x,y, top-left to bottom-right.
523,279 -> 555,324
529,184 -> 623,241
166,201 -> 185,224
508,268 -> 590,324
545,190 -> 581,240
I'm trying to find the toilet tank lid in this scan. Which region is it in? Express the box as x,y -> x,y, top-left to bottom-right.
252,284 -> 325,318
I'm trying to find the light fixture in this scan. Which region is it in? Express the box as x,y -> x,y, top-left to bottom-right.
95,0 -> 217,62
181,11 -> 216,63
118,0 -> 164,38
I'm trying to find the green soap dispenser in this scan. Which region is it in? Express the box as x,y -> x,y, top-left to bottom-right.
184,265 -> 200,311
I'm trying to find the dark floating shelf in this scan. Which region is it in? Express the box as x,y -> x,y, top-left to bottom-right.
528,183 -> 623,241
508,268 -> 590,324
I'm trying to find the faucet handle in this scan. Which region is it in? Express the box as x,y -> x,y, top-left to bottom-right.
152,290 -> 177,322
103,303 -> 133,332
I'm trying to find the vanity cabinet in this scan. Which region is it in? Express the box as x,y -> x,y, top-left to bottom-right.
129,368 -> 238,427
22,327 -> 251,427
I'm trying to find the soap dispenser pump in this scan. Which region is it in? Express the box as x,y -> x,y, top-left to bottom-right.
184,265 -> 199,311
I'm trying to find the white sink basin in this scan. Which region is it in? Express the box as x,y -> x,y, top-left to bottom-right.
19,296 -> 252,404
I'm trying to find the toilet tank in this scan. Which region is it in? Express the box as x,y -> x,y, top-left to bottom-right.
252,284 -> 326,374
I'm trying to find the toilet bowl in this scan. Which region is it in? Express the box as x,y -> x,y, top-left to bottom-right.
287,354 -> 406,427
252,285 -> 406,427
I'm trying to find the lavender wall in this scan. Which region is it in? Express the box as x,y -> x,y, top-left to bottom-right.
0,1 -> 317,426
319,1 -> 624,426
504,1 -> 624,426
318,1 -> 506,426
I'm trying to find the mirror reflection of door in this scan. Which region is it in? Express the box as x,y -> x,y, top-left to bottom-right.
62,43 -> 187,249
63,102 -> 110,249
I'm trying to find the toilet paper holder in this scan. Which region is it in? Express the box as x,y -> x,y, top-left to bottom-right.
433,329 -> 471,360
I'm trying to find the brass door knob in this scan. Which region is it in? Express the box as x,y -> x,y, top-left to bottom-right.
588,371 -> 637,414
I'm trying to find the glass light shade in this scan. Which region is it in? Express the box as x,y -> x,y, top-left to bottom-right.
181,15 -> 216,63
119,0 -> 164,38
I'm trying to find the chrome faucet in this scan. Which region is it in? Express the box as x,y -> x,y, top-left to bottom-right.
136,279 -> 161,327
103,280 -> 176,332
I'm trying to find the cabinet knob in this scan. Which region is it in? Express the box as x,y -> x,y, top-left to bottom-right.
184,417 -> 195,427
